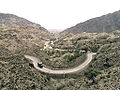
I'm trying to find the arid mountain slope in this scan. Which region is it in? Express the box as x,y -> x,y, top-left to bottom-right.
0,27 -> 50,55
0,26 -> 55,89
0,12 -> 120,90
0,13 -> 46,31
61,10 -> 120,35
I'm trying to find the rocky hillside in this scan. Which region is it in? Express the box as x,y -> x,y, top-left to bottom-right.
0,13 -> 46,31
0,12 -> 120,90
52,31 -> 120,89
1,29 -> 120,89
0,27 -> 54,89
61,10 -> 120,35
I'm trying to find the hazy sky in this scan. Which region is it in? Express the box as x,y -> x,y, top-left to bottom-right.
0,0 -> 120,30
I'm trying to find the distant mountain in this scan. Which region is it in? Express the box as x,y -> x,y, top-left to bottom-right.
61,10 -> 120,34
48,29 -> 63,33
0,13 -> 47,31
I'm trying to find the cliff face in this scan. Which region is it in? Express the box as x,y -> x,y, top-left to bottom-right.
61,10 -> 120,34
0,13 -> 47,31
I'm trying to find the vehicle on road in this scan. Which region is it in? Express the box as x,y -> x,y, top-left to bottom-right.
37,63 -> 43,68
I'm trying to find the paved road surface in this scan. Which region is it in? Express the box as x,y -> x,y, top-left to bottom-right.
24,52 -> 96,74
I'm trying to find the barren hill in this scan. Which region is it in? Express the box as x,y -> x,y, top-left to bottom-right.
0,13 -> 47,31
61,10 -> 120,35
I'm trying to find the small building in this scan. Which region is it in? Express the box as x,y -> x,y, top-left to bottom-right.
50,41 -> 54,45
48,46 -> 53,49
79,50 -> 86,53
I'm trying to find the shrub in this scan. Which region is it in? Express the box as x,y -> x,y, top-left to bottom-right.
45,58 -> 49,61
84,68 -> 101,80
90,45 -> 100,52
47,50 -> 55,56
67,51 -> 82,62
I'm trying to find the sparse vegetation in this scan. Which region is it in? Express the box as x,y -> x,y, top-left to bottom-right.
84,68 -> 101,80
0,12 -> 120,90
67,51 -> 82,62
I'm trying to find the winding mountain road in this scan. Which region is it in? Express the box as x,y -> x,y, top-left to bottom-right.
24,52 -> 96,74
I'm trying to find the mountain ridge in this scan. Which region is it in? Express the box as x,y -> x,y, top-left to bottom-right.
0,13 -> 47,31
61,10 -> 120,35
